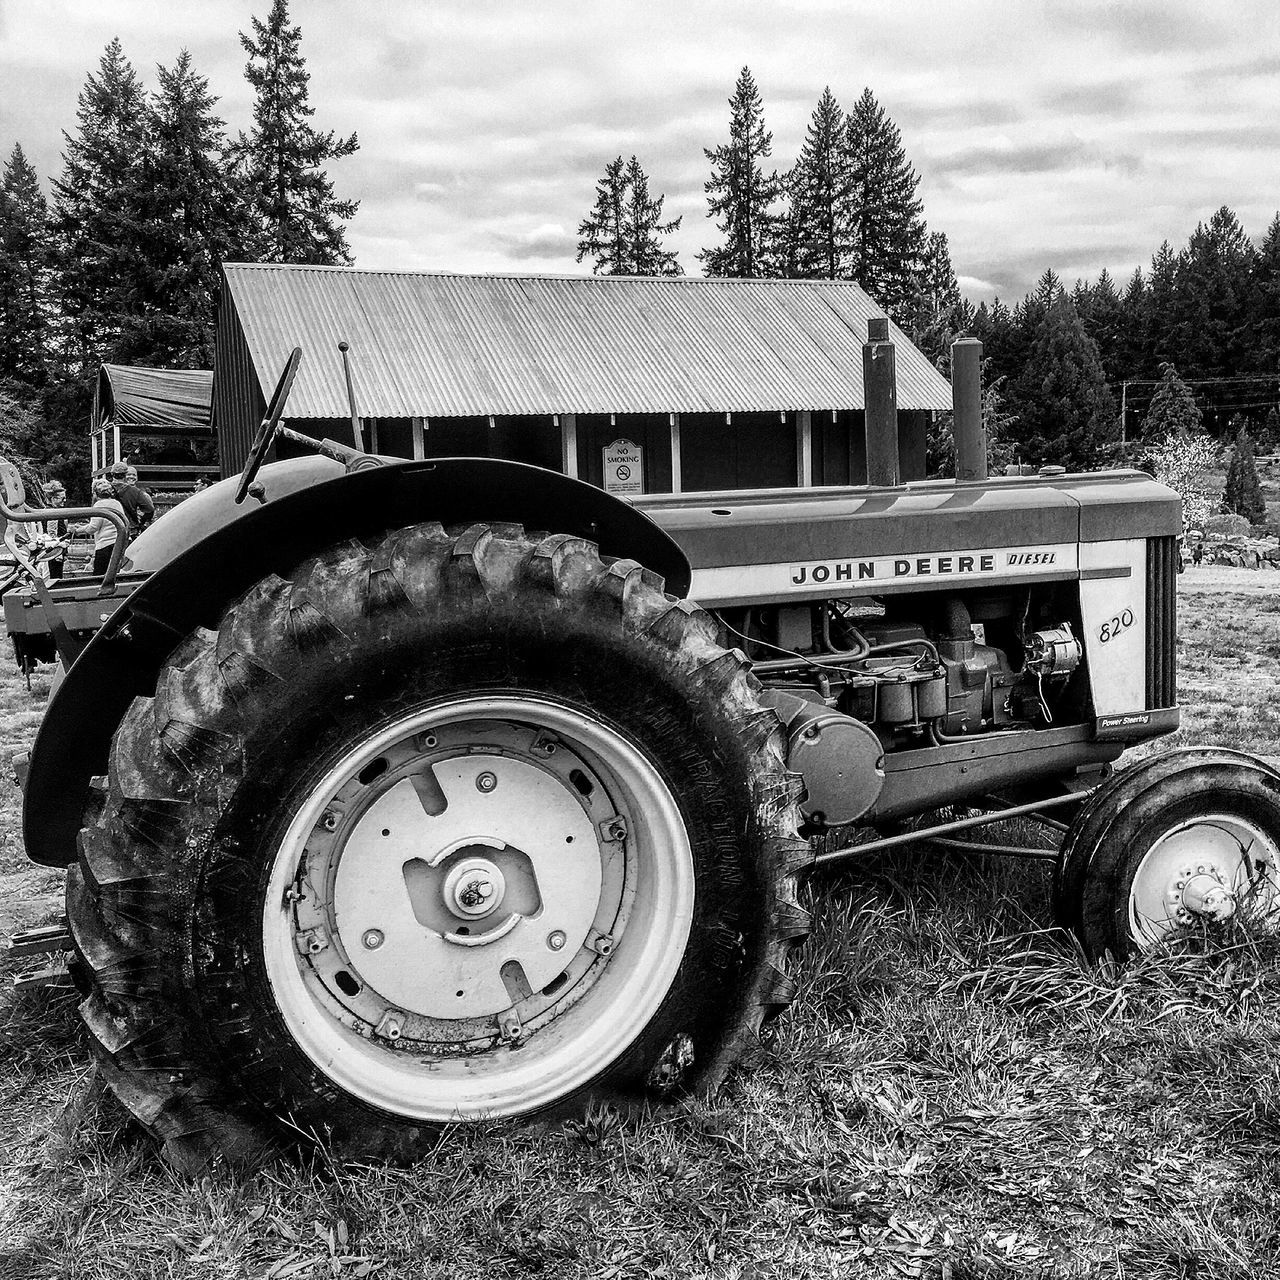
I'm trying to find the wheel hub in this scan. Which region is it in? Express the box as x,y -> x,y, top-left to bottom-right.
1179,871 -> 1236,921
261,695 -> 696,1122
328,749 -> 603,1019
444,857 -> 506,919
1129,814 -> 1280,946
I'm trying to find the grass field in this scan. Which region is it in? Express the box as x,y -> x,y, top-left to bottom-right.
1,564 -> 1278,1279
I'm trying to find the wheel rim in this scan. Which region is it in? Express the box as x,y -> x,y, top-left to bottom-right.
1127,813 -> 1280,948
261,694 -> 695,1121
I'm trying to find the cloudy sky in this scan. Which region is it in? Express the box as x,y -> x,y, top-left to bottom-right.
2,0 -> 1278,302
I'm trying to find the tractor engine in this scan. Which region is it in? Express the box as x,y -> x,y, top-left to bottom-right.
721,590 -> 1083,745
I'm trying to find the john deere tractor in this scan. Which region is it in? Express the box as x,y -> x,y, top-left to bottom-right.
5,331 -> 1278,1172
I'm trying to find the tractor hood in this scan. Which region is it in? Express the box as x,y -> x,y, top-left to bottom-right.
634,469 -> 1182,606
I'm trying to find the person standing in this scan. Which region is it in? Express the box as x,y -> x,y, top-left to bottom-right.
109,461 -> 155,534
85,478 -> 127,574
41,478 -> 68,579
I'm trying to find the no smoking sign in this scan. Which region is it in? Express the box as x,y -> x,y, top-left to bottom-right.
603,438 -> 644,495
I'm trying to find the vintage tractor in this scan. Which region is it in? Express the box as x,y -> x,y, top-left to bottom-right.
5,330 -> 1280,1172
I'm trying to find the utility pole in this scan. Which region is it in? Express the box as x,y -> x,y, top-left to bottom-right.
1120,380 -> 1128,444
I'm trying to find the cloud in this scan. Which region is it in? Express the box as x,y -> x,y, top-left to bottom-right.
5,0 -> 1280,303
491,223 -> 579,262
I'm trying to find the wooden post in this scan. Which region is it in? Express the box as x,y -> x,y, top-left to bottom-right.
412,417 -> 426,460
670,413 -> 682,493
560,413 -> 578,477
796,410 -> 812,486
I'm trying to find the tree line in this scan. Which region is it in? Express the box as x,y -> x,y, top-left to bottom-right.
0,0 -> 357,496
3,42 -> 1278,501
577,67 -> 1280,482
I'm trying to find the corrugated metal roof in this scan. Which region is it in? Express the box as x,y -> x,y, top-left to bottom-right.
220,265 -> 954,418
95,364 -> 213,431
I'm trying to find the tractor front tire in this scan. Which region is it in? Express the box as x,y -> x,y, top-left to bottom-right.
66,523 -> 810,1172
1054,748 -> 1280,958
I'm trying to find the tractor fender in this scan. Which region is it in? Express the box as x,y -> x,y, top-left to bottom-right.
24,456 -> 691,868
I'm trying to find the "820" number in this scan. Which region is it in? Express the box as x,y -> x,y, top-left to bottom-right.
1098,608 -> 1134,644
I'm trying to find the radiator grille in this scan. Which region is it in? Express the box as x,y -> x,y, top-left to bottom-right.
1145,535 -> 1177,709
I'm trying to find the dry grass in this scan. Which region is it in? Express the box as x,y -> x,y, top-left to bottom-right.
1,567 -> 1278,1278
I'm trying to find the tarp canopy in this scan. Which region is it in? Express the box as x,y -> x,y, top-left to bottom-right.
93,365 -> 213,433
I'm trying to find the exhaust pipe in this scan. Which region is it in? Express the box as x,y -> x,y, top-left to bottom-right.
951,337 -> 986,482
863,318 -> 899,487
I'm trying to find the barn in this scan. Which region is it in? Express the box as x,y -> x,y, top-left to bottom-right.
212,264 -> 953,494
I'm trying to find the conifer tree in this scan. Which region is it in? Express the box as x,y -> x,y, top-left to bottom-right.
1015,295 -> 1116,470
845,88 -> 926,317
237,0 -> 358,264
1076,268 -> 1124,381
786,88 -> 852,279
51,37 -> 150,372
1250,212 -> 1280,375
577,157 -> 628,276
0,144 -> 52,387
1169,206 -> 1256,379
906,229 -> 962,362
1142,362 -> 1202,439
1114,267 -> 1147,380
623,157 -> 681,276
1144,240 -> 1179,370
1221,423 -> 1266,524
576,156 -> 681,276
699,66 -> 782,278
130,50 -> 248,366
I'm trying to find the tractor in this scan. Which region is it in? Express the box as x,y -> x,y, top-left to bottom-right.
4,327 -> 1279,1173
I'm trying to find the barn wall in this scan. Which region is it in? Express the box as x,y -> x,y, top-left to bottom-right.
212,290 -> 266,478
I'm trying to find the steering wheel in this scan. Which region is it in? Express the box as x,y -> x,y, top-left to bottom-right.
234,347 -> 303,504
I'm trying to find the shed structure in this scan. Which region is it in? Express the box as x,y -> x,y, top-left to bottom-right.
214,264 -> 953,494
90,364 -> 218,493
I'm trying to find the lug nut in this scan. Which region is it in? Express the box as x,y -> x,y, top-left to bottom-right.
547,930 -> 566,951
362,929 -> 385,950
476,771 -> 498,793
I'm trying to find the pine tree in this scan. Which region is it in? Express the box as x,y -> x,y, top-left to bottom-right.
51,37 -> 150,373
237,0 -> 359,264
1251,212 -> 1280,375
1142,362 -> 1202,439
1144,240 -> 1179,371
576,156 -> 682,276
786,88 -> 852,279
623,157 -> 681,276
699,66 -> 782,278
1076,268 -> 1124,382
906,230 -> 962,362
128,50 -> 248,366
1114,267 -> 1147,380
1168,206 -> 1257,381
1015,295 -> 1116,470
1221,423 -> 1266,524
0,144 -> 52,387
1261,405 -> 1280,454
577,157 -> 628,276
845,88 -> 926,317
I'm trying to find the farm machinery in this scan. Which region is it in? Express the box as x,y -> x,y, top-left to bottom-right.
5,327 -> 1279,1172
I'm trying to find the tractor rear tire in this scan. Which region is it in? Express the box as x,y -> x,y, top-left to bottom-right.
1053,748 -> 1280,958
66,523 -> 810,1172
